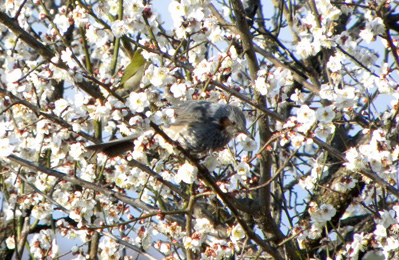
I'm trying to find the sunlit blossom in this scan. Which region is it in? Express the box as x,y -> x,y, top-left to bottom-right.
230,224 -> 245,243
175,161 -> 198,184
316,106 -> 335,123
128,92 -> 149,113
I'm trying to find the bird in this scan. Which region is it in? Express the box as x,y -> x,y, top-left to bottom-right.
86,100 -> 248,157
242,0 -> 259,27
117,49 -> 149,97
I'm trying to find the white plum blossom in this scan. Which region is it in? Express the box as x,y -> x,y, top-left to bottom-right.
349,233 -> 367,258
333,176 -> 358,192
374,224 -> 387,240
69,143 -> 85,160
368,150 -> 392,173
5,236 -> 15,249
194,218 -> 212,233
319,84 -> 336,101
290,134 -> 305,149
93,101 -> 113,121
297,105 -> 316,132
170,82 -> 188,98
201,155 -> 218,171
72,5 -> 89,27
136,228 -> 154,251
236,133 -> 257,151
235,161 -> 250,177
316,106 -> 335,123
0,138 -> 14,157
385,237 -> 399,251
296,229 -> 309,249
111,20 -> 128,38
315,0 -> 341,22
149,66 -> 174,87
308,223 -> 323,239
128,92 -> 149,112
299,175 -> 316,191
312,27 -> 335,49
291,89 -> 306,105
374,76 -> 396,94
310,204 -> 336,223
217,149 -> 235,165
151,110 -> 171,126
352,137 -> 394,176
205,19 -> 226,43
193,59 -> 217,82
29,230 -> 57,259
124,0 -> 145,16
375,210 -> 396,228
86,24 -> 110,48
296,38 -> 317,58
310,160 -> 328,179
99,237 -> 120,260
359,11 -> 385,43
269,68 -> 293,89
254,75 -> 269,95
345,147 -> 365,171
168,0 -> 211,40
54,98 -> 72,117
5,68 -> 22,86
334,87 -> 357,109
230,224 -> 245,243
53,13 -> 70,33
183,236 -> 201,252
132,150 -> 148,164
327,53 -> 345,72
315,123 -> 335,139
176,161 -> 198,184
31,202 -> 52,220
154,242 -> 172,255
60,48 -> 79,69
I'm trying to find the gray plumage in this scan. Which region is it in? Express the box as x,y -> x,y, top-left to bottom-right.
86,100 -> 248,157
242,0 -> 258,26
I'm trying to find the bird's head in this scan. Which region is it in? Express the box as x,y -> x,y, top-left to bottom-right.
220,105 -> 249,137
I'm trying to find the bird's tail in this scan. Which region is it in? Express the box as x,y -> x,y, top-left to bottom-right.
86,136 -> 135,157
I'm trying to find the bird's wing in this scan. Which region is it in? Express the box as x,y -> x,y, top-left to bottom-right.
171,101 -> 220,124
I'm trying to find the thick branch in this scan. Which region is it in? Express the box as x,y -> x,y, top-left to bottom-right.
0,11 -> 105,100
230,0 -> 259,79
149,122 -> 284,260
0,11 -> 54,61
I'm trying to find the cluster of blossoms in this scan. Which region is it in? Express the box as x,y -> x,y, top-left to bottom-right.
335,208 -> 399,259
296,203 -> 337,248
345,129 -> 398,181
